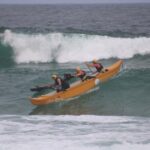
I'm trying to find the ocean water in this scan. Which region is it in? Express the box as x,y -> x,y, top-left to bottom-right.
0,4 -> 150,149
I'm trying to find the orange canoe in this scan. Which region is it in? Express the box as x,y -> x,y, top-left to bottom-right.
30,60 -> 123,105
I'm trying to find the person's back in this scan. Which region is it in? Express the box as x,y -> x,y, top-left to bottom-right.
75,67 -> 87,81
93,60 -> 103,72
52,75 -> 70,92
86,59 -> 104,73
61,79 -> 70,91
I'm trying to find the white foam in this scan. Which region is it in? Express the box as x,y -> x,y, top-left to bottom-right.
0,115 -> 150,150
22,115 -> 133,123
1,142 -> 150,150
2,30 -> 150,63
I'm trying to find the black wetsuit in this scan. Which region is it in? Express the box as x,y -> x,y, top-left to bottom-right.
55,77 -> 70,92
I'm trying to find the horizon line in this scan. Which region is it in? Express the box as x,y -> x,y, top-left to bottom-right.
0,2 -> 150,4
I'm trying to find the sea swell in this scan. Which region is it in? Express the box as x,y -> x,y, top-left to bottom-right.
0,30 -> 150,64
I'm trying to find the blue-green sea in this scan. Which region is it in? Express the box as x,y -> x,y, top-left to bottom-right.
0,4 -> 150,150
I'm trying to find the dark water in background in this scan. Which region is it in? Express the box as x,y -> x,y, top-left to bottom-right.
0,4 -> 150,36
0,4 -> 150,149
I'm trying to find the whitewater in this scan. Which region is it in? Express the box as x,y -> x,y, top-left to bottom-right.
1,115 -> 150,150
1,29 -> 150,63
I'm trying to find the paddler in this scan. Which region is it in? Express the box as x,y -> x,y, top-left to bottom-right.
86,59 -> 106,73
74,66 -> 87,81
52,74 -> 70,92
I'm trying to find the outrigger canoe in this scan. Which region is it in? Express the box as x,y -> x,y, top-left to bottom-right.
30,60 -> 123,105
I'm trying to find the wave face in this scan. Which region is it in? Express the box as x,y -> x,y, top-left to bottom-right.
1,30 -> 150,64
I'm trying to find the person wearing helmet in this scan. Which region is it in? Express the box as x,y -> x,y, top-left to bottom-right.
75,66 -> 87,81
52,74 -> 70,92
86,59 -> 104,73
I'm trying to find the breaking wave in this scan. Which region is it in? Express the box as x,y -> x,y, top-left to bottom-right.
1,29 -> 150,64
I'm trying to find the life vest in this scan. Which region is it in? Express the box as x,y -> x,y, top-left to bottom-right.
54,77 -> 64,86
76,70 -> 86,79
55,77 -> 70,92
93,63 -> 103,72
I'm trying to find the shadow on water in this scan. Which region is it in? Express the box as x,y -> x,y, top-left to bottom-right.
28,83 -> 125,116
29,90 -> 125,116
29,87 -> 102,115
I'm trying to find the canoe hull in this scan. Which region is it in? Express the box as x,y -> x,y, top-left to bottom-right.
30,60 -> 123,105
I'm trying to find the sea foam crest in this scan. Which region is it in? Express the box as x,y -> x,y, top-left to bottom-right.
2,30 -> 150,63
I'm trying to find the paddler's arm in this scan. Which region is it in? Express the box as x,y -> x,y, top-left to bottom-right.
57,78 -> 62,86
85,62 -> 94,67
74,72 -> 82,77
38,83 -> 51,87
